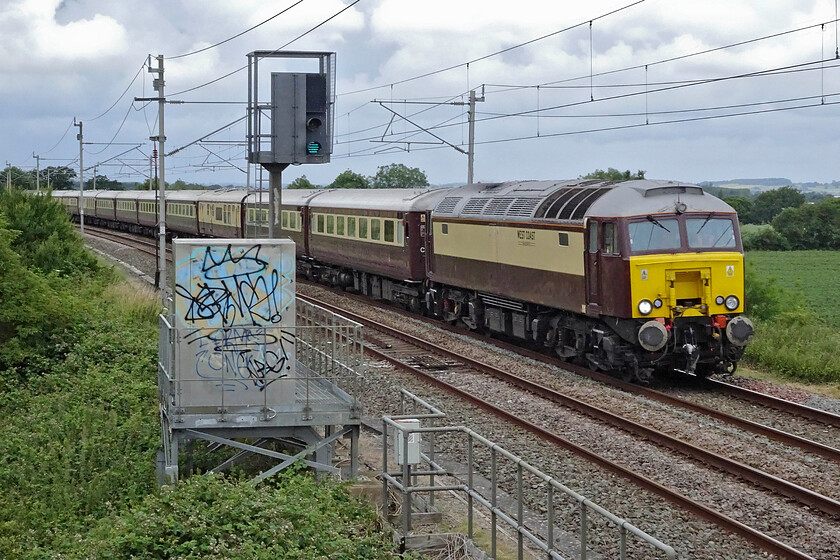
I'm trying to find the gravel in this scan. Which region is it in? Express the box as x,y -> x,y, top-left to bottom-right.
91,235 -> 840,560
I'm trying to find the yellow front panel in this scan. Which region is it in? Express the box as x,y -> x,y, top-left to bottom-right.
434,221 -> 585,276
629,252 -> 744,318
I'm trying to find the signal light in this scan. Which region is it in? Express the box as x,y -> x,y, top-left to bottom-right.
306,117 -> 322,131
307,141 -> 322,154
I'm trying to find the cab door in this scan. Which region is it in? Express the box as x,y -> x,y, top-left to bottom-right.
585,220 -> 600,315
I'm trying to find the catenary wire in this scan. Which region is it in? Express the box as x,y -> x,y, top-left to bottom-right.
169,0 -> 362,98
168,0 -> 306,60
339,0 -> 647,98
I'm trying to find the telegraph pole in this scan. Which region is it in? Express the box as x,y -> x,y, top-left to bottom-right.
75,120 -> 85,235
5,161 -> 10,190
466,88 -> 485,184
33,154 -> 40,192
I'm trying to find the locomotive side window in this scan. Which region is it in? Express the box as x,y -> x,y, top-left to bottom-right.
588,222 -> 598,253
686,217 -> 736,249
628,218 -> 680,252
603,222 -> 618,254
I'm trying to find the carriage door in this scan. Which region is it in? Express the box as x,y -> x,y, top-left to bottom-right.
585,220 -> 601,314
422,212 -> 434,275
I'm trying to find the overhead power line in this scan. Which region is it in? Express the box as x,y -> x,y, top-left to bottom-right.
339,0 -> 647,97
170,0 -> 362,98
169,0 -> 306,60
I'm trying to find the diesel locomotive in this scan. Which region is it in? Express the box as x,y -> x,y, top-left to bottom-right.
51,178 -> 754,382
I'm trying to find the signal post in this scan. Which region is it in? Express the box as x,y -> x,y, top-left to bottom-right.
247,51 -> 334,237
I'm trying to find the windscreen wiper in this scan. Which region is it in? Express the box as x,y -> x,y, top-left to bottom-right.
646,215 -> 670,232
696,213 -> 714,234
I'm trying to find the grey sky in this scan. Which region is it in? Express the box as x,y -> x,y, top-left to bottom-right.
2,0 -> 838,186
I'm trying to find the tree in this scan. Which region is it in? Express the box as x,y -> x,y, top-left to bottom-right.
580,168 -> 645,181
723,196 -> 753,223
42,166 -> 77,190
751,186 -> 805,224
2,165 -> 34,190
329,169 -> 370,189
137,178 -> 170,191
85,174 -> 121,190
370,164 -> 429,189
772,198 -> 840,250
288,175 -> 316,189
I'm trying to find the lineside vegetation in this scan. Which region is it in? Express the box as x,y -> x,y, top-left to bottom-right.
0,189 -> 403,560
743,252 -> 840,384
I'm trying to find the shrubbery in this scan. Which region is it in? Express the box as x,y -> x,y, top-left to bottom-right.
743,263 -> 840,383
68,472 -> 401,559
0,190 -> 401,560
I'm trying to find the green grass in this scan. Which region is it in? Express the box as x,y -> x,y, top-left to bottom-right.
746,250 -> 840,328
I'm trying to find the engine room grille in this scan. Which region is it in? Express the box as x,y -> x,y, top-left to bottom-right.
537,186 -> 613,221
507,198 -> 541,217
462,198 -> 490,215
485,198 -> 515,215
436,197 -> 462,214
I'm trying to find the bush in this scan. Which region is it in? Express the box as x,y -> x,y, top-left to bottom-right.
65,472 -> 402,560
0,216 -> 77,373
744,317 -> 840,383
0,188 -> 99,276
742,226 -> 789,251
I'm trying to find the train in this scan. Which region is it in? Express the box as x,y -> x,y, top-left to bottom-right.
51,179 -> 755,383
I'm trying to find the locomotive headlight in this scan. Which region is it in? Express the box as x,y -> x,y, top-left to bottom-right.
653,298 -> 663,309
715,295 -> 725,306
638,299 -> 653,315
724,295 -> 740,311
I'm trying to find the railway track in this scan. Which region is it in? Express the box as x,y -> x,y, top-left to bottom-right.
85,229 -> 840,558
298,290 -> 839,560
80,225 -> 170,260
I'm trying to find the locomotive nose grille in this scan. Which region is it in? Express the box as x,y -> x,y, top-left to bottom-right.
674,270 -> 702,305
667,268 -> 711,314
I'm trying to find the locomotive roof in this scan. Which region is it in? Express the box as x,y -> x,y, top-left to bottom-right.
432,179 -> 734,224
586,180 -> 736,218
304,188 -> 450,211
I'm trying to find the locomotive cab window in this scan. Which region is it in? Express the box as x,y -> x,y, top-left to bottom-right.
628,217 -> 680,253
587,222 -> 598,253
686,217 -> 736,249
603,222 -> 618,254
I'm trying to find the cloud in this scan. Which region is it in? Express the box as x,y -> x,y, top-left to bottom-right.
0,0 -> 126,73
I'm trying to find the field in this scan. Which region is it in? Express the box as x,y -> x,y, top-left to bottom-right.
746,250 -> 840,328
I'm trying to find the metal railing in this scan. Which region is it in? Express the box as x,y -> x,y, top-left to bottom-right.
382,390 -> 677,560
